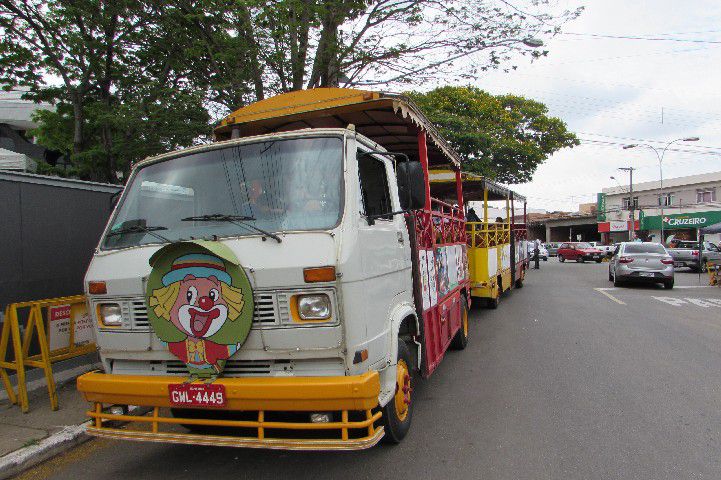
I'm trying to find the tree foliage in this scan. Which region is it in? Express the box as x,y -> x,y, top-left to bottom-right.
0,0 -> 582,182
409,86 -> 580,184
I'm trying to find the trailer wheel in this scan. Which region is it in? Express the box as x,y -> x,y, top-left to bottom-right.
382,341 -> 415,443
450,296 -> 469,350
486,295 -> 499,309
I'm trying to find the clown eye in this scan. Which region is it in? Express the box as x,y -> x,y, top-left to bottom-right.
209,289 -> 219,302
186,286 -> 198,304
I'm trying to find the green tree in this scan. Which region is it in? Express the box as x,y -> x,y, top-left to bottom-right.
409,86 -> 579,184
165,0 -> 583,107
0,0 -> 210,182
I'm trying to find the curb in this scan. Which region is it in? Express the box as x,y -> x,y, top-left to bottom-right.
0,422 -> 90,480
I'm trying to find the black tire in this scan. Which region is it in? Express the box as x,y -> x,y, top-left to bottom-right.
381,341 -> 415,443
664,279 -> 674,289
558,255 -> 565,263
576,257 -> 584,263
608,269 -> 613,281
595,259 -> 602,263
486,294 -> 499,309
450,296 -> 469,350
613,273 -> 623,287
515,278 -> 524,288
543,257 -> 548,262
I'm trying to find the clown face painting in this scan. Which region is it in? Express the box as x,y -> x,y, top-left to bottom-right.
146,243 -> 254,379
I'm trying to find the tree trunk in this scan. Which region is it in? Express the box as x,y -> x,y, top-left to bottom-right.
71,90 -> 84,156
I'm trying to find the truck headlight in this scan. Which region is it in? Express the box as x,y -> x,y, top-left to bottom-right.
295,294 -> 331,321
97,303 -> 123,327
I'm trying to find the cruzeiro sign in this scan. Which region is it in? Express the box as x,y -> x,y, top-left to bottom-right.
642,210 -> 721,230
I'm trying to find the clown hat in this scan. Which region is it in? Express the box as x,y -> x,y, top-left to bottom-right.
161,253 -> 232,286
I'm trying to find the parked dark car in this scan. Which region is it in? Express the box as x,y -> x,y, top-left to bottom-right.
557,242 -> 604,263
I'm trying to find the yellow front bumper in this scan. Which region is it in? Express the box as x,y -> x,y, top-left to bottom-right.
77,371 -> 384,450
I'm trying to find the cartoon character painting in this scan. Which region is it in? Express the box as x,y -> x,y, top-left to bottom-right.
146,242 -> 254,380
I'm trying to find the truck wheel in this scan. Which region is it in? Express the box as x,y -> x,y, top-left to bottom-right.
558,255 -> 565,263
382,341 -> 415,443
450,296 -> 469,350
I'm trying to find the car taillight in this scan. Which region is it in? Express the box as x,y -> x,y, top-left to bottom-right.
661,257 -> 674,265
692,250 -> 699,256
619,256 -> 634,263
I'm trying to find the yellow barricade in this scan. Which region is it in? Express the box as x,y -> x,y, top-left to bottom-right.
709,263 -> 720,286
0,295 -> 95,412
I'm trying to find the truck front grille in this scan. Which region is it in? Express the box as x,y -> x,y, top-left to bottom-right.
120,293 -> 288,331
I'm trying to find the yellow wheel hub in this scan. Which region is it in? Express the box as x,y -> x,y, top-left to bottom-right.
462,307 -> 468,337
394,359 -> 411,422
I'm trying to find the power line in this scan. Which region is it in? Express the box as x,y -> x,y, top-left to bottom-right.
560,32 -> 721,45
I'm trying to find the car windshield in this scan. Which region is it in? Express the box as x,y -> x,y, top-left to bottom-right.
624,243 -> 667,254
575,242 -> 592,249
103,136 -> 344,250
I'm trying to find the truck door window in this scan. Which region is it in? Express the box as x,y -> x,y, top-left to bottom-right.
358,153 -> 392,220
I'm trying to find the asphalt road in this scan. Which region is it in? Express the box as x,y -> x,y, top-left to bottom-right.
19,260 -> 721,480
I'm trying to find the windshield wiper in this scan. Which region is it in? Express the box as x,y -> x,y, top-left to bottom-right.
182,214 -> 282,243
107,224 -> 171,243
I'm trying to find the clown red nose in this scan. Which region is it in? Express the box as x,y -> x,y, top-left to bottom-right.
198,296 -> 214,310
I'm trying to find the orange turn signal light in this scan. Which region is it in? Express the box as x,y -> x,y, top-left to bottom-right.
303,266 -> 336,283
88,281 -> 107,295
353,349 -> 369,364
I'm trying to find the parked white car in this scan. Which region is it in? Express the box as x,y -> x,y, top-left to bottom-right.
527,242 -> 548,261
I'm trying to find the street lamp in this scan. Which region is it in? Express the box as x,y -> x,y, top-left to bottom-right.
622,137 -> 699,244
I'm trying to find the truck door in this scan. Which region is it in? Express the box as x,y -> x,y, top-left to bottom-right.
356,151 -> 411,353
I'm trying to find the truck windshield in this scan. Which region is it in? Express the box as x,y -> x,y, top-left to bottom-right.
102,136 -> 343,250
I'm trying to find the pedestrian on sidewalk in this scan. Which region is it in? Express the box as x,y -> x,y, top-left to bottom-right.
533,241 -> 540,269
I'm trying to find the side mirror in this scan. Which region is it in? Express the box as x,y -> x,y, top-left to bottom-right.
109,189 -> 122,209
396,161 -> 426,211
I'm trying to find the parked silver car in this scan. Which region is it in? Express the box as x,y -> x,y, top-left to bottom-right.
544,242 -> 560,257
608,242 -> 674,289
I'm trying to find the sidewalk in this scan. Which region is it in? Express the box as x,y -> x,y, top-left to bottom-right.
0,356 -> 98,479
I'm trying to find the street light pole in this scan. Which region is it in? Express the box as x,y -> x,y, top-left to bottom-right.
619,167 -> 635,240
622,137 -> 699,244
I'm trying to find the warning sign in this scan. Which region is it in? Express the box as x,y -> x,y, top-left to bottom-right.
48,303 -> 95,351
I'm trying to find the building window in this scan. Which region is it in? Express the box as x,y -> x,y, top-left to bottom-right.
697,188 -> 716,203
622,197 -> 638,209
658,193 -> 674,206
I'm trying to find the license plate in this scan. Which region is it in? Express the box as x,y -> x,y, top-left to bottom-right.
674,262 -> 683,267
169,383 -> 226,408
638,272 -> 655,277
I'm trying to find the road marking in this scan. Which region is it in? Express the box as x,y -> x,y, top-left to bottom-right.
594,288 -> 626,305
653,296 -> 685,307
652,297 -> 721,307
673,285 -> 714,289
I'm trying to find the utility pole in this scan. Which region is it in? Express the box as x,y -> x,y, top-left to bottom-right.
619,167 -> 635,240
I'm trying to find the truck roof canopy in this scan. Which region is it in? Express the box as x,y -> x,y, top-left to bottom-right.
428,169 -> 525,203
214,88 -> 461,169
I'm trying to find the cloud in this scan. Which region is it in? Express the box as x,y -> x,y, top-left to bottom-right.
474,0 -> 721,211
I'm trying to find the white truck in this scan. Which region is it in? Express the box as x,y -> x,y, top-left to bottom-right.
77,88 -> 472,450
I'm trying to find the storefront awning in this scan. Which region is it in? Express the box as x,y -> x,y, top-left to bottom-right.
641,210 -> 721,230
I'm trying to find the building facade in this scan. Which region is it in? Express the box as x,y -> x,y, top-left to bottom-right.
598,171 -> 721,244
0,88 -> 56,172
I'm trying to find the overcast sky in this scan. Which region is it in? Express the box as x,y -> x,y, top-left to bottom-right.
475,0 -> 721,212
